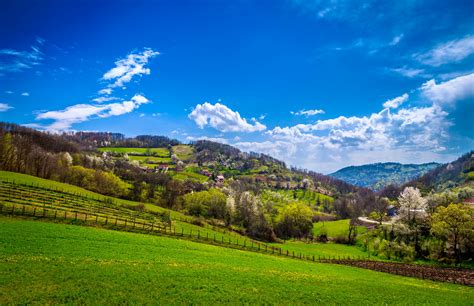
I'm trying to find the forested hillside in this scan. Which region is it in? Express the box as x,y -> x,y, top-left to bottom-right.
330,162 -> 440,190
0,122 -> 362,242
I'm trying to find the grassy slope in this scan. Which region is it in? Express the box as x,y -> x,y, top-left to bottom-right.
0,171 -> 380,259
172,144 -> 194,161
98,147 -> 170,156
1,217 -> 472,305
313,219 -> 367,238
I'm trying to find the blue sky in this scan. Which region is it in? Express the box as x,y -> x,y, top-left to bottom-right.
0,0 -> 473,173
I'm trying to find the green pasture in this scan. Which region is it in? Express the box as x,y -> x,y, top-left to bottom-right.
1,217 -> 472,305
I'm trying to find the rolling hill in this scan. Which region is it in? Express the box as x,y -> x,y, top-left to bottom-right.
330,162 -> 440,191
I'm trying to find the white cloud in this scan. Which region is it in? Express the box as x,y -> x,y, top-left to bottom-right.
92,96 -> 119,103
237,98 -> 453,173
188,102 -> 266,133
415,36 -> 474,67
383,93 -> 409,109
0,103 -> 13,112
421,73 -> 474,106
0,45 -> 43,73
35,94 -> 150,131
21,92 -> 29,96
291,109 -> 325,116
102,48 -> 159,88
389,34 -> 404,46
390,66 -> 427,78
5,91 -> 13,94
98,88 -> 112,95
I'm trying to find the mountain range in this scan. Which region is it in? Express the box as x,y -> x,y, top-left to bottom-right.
330,162 -> 440,191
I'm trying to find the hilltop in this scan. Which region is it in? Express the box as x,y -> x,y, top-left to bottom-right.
330,162 -> 440,191
404,152 -> 474,192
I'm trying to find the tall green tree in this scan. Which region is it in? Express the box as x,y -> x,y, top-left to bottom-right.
431,204 -> 473,262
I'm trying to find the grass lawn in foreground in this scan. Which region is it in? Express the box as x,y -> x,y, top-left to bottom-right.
1,217 -> 472,304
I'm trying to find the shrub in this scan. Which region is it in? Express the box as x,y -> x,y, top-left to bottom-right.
274,202 -> 313,239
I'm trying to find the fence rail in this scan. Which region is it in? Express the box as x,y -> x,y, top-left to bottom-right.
1,201 -> 472,286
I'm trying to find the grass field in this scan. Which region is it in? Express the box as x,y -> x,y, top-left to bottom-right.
313,219 -> 367,238
272,240 -> 372,259
98,147 -> 170,157
1,217 -> 472,304
169,171 -> 210,182
128,155 -> 172,164
172,145 -> 194,161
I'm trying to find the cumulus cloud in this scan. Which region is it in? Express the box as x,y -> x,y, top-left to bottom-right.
21,92 -> 29,96
415,36 -> 474,67
0,103 -> 13,112
236,98 -> 454,173
102,48 -> 159,88
188,102 -> 266,133
421,73 -> 474,106
35,94 -> 150,131
290,109 -> 325,116
383,93 -> 409,109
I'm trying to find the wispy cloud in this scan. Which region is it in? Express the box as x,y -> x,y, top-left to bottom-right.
188,102 -> 266,133
383,93 -> 409,109
414,36 -> 474,67
389,34 -> 404,46
101,48 -> 160,90
0,43 -> 43,74
21,92 -> 29,96
0,103 -> 13,112
390,66 -> 427,78
291,109 -> 325,116
35,94 -> 150,131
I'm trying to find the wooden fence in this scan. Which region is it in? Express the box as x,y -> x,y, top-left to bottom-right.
1,201 -> 472,286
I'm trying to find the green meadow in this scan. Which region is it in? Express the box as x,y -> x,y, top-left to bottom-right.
1,217 -> 472,305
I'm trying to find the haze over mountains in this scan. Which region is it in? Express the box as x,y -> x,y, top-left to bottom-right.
330,162 -> 440,191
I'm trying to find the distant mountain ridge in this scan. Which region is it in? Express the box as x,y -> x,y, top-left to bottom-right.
329,162 -> 440,191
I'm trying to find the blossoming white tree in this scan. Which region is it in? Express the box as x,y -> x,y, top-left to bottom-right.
397,187 -> 427,224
